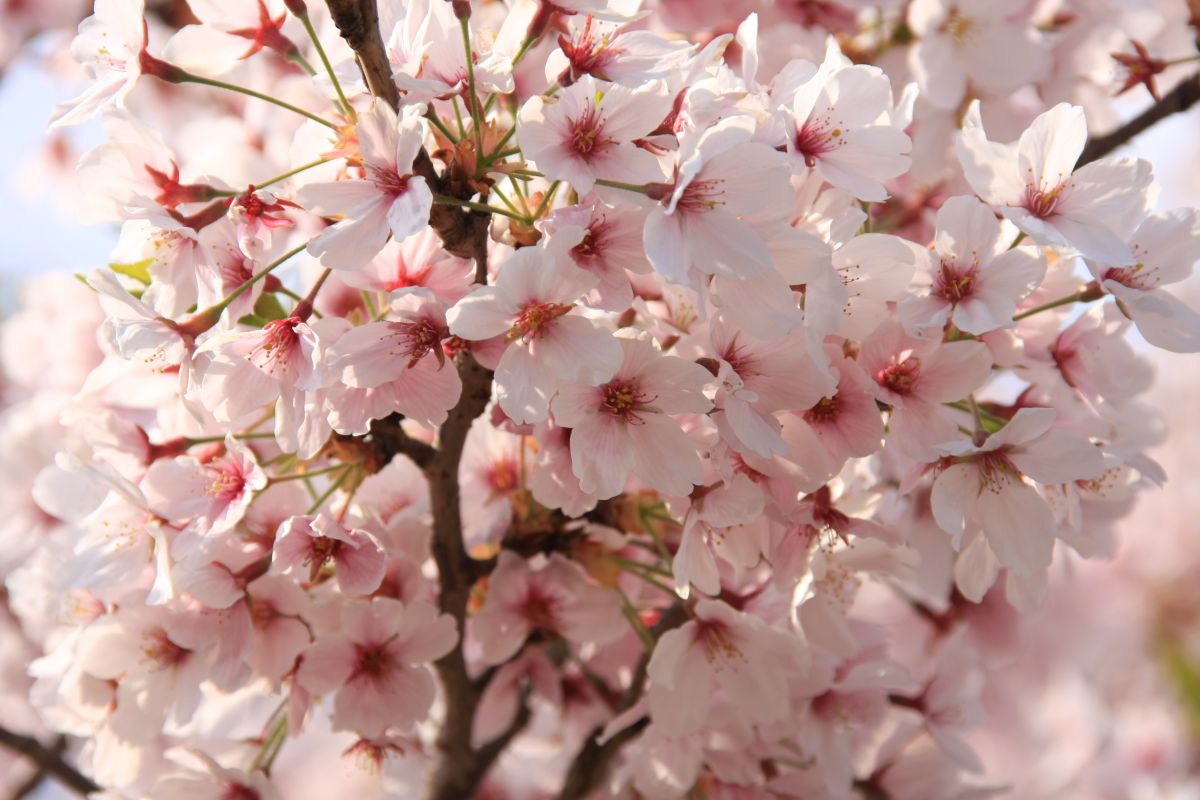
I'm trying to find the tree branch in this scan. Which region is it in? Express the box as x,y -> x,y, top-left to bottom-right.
1078,72 -> 1200,165
323,0 -> 488,259
0,728 -> 96,798
558,603 -> 688,800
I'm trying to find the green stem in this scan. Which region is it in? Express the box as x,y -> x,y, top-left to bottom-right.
460,16 -> 487,159
306,465 -> 357,514
211,158 -> 332,198
297,12 -> 354,119
1012,289 -> 1098,321
426,109 -> 458,143
615,586 -> 656,649
594,178 -> 650,194
179,73 -> 337,129
270,462 -> 354,483
532,180 -> 561,219
185,432 -> 275,445
196,243 -> 307,325
432,194 -> 528,221
287,49 -> 317,76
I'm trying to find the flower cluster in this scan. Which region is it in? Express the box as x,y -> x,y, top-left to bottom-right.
2,0 -> 1200,798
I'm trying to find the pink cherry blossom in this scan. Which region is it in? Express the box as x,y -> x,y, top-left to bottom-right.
448,244 -> 623,424
901,195 -> 1047,337
298,104 -> 434,271
469,551 -> 626,665
551,334 -> 712,499
272,513 -> 387,595
518,74 -> 670,194
956,101 -> 1156,265
50,0 -> 151,128
297,597 -> 456,738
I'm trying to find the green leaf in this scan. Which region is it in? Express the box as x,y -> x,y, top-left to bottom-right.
108,258 -> 154,285
237,314 -> 270,328
254,291 -> 289,322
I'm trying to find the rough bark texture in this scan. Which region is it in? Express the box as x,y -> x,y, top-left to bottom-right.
0,728 -> 97,797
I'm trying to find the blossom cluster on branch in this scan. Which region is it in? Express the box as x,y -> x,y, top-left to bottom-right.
2,0 -> 1200,798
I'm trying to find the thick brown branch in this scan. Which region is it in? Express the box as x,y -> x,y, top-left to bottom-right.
0,728 -> 96,797
323,0 -> 488,259
558,603 -> 688,800
1079,72 -> 1200,165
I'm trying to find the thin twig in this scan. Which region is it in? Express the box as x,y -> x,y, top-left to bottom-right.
0,727 -> 97,797
1078,72 -> 1200,165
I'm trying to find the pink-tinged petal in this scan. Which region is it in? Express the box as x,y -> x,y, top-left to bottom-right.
800,594 -> 860,658
1004,567 -> 1048,613
569,414 -> 634,499
1010,430 -> 1106,485
1017,103 -> 1086,188
496,343 -> 559,425
472,658 -> 526,748
637,355 -> 713,414
690,211 -> 774,278
385,177 -> 433,241
918,340 -> 993,401
334,663 -> 436,737
328,322 -> 406,388
722,399 -> 786,459
711,271 -> 803,339
1050,215 -> 1134,265
976,475 -> 1056,574
446,286 -> 511,340
889,399 -> 959,461
305,200 -> 393,271
533,315 -> 623,386
1064,157 -> 1155,243
648,644 -> 712,736
935,195 -> 1003,262
550,383 -> 601,428
931,463 -> 977,538
627,414 -> 704,497
1107,282 -> 1200,353
673,521 -> 720,597
295,179 -> 383,218
393,599 -> 458,663
297,635 -> 356,694
911,36 -> 966,109
342,596 -> 404,644
954,534 -> 999,603
985,407 -> 1055,450
333,530 -> 387,595
955,101 -> 1023,205
643,207 -> 693,286
391,356 -> 463,426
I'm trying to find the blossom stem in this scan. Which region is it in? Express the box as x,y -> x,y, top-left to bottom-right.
270,462 -> 356,483
432,194 -> 528,221
287,49 -> 318,76
459,16 -> 488,160
179,243 -> 307,335
532,180 -> 561,219
306,464 -> 357,513
250,713 -> 289,774
184,432 -> 275,446
1009,230 -> 1027,249
594,178 -> 651,194
426,109 -> 459,143
210,158 -> 332,198
178,72 -> 338,129
296,10 -> 355,119
944,400 -> 1006,432
1012,281 -> 1103,321
615,586 -> 656,649
295,268 -> 333,320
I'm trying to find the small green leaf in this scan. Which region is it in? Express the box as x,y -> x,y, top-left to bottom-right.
254,292 -> 289,322
108,258 -> 154,285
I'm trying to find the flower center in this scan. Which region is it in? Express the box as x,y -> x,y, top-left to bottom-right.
207,459 -> 248,503
391,319 -> 445,367
804,395 -> 841,424
875,356 -> 921,396
249,317 -> 302,376
939,8 -> 974,42
1102,262 -> 1158,290
142,628 -> 190,671
601,379 -> 651,423
1022,181 -> 1068,220
933,259 -> 979,302
508,301 -> 573,342
371,166 -> 413,197
353,643 -> 394,681
567,106 -> 611,160
794,116 -> 844,168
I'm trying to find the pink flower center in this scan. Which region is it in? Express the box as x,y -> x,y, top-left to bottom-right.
206,458 -> 248,503
794,115 -> 844,168
371,166 -> 413,197
486,458 -> 519,499
391,319 -> 446,367
1022,181 -> 1068,220
508,301 -> 573,342
353,643 -> 395,683
222,784 -> 261,800
803,395 -> 841,424
141,628 -> 190,671
601,379 -> 651,423
522,588 -> 560,631
249,317 -> 303,377
696,619 -> 743,663
675,178 -> 726,214
566,106 -> 612,160
875,356 -> 921,396
933,259 -> 979,302
1102,262 -> 1157,290
304,536 -> 341,581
